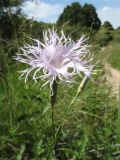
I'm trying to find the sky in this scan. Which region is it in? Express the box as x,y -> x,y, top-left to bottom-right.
22,0 -> 120,28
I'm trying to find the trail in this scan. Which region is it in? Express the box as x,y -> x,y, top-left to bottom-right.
105,63 -> 120,99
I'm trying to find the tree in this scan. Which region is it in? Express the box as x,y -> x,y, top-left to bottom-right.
117,26 -> 120,30
0,0 -> 23,8
0,0 -> 24,39
57,2 -> 83,26
82,3 -> 101,30
57,2 -> 101,30
103,21 -> 113,30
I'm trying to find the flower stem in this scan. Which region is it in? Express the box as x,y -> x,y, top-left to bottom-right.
47,79 -> 58,159
47,75 -> 88,159
51,79 -> 58,137
51,102 -> 55,140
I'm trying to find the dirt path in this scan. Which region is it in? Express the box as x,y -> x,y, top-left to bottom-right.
105,63 -> 120,99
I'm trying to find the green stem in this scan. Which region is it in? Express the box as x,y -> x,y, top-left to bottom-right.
70,76 -> 88,106
47,79 -> 58,159
51,103 -> 55,140
51,79 -> 58,138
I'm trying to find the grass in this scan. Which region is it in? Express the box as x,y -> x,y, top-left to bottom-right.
108,42 -> 120,70
94,28 -> 120,71
0,58 -> 118,159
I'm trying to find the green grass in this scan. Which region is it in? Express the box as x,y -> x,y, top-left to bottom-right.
0,59 -> 118,159
108,42 -> 120,70
93,28 -> 120,71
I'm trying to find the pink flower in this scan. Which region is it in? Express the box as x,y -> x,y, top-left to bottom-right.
14,28 -> 93,91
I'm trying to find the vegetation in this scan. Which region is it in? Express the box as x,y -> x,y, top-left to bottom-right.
94,26 -> 113,47
57,2 -> 101,30
0,0 -> 120,159
108,41 -> 120,70
103,21 -> 114,30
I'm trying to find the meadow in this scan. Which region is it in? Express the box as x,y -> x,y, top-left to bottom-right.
0,1 -> 120,159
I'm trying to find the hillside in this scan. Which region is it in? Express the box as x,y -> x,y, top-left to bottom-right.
93,28 -> 120,99
0,1 -> 120,159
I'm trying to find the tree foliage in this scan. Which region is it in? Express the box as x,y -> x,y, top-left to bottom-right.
82,3 -> 101,30
103,21 -> 114,30
57,2 -> 101,30
0,0 -> 24,39
0,0 -> 23,8
57,2 -> 83,26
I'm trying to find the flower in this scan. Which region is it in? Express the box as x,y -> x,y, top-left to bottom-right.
14,28 -> 93,91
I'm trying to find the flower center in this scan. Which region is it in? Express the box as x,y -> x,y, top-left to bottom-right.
45,44 -> 64,68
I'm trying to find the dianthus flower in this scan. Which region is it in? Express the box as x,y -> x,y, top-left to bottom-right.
14,28 -> 93,91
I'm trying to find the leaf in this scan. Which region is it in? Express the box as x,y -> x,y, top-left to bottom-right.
77,134 -> 88,159
42,106 -> 50,115
16,144 -> 26,160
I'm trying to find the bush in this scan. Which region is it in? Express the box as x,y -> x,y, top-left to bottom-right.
94,26 -> 113,47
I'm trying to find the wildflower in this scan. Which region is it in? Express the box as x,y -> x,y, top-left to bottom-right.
14,28 -> 93,91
